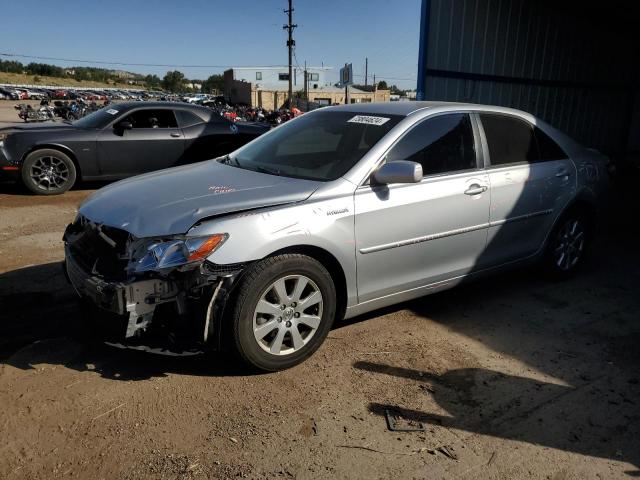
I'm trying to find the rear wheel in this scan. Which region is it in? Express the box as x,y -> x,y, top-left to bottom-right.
229,254 -> 336,371
543,210 -> 590,278
21,149 -> 77,195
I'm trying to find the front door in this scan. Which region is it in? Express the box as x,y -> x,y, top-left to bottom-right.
97,108 -> 184,176
354,113 -> 491,303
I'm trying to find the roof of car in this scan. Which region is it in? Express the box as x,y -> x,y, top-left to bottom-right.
327,101 -> 528,117
114,101 -> 202,110
114,101 -> 213,120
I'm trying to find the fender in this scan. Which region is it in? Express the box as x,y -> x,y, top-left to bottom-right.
539,186 -> 599,254
22,143 -> 84,178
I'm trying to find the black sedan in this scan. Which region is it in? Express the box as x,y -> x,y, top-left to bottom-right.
0,102 -> 270,195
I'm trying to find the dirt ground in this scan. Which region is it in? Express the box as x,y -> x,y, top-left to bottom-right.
1,110 -> 639,479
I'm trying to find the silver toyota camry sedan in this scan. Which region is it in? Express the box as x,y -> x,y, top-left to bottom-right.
64,102 -> 609,371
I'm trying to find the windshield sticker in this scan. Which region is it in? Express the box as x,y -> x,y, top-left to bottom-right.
106,109 -> 119,115
347,115 -> 390,126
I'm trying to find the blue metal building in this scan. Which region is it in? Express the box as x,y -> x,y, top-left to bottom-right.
416,0 -> 640,157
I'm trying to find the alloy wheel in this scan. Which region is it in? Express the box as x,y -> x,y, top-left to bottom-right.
252,274 -> 323,356
553,219 -> 585,271
29,156 -> 70,192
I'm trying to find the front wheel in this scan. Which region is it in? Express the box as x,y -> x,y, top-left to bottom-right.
543,211 -> 590,278
21,149 -> 77,195
229,254 -> 336,371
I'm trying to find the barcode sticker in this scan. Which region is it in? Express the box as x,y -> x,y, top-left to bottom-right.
347,115 -> 390,126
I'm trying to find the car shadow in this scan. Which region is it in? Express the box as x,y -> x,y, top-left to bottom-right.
355,361 -> 640,474
341,210 -> 640,473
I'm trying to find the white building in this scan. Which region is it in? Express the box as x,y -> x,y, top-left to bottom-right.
224,66 -> 333,92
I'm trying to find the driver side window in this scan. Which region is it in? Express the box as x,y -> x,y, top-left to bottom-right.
385,113 -> 477,177
120,109 -> 178,129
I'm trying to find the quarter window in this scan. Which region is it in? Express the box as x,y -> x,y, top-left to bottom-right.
385,113 -> 477,176
479,114 -> 566,166
175,110 -> 204,128
534,127 -> 567,161
120,109 -> 178,128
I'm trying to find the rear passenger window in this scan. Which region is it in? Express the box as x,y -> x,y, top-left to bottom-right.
480,114 -> 567,166
176,110 -> 204,128
122,109 -> 178,129
385,113 -> 476,176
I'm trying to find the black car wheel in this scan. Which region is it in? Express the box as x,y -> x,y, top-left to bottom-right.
21,149 -> 77,195
229,254 -> 336,372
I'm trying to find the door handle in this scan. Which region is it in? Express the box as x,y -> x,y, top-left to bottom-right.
464,184 -> 487,195
555,168 -> 571,178
170,132 -> 181,138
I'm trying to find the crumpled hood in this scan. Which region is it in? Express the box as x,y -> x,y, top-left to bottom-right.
79,161 -> 320,238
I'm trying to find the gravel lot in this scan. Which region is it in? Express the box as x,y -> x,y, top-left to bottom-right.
0,101 -> 639,479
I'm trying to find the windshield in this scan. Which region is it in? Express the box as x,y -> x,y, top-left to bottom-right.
72,107 -> 120,129
227,110 -> 403,181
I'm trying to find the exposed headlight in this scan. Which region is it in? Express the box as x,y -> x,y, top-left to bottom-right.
131,234 -> 228,273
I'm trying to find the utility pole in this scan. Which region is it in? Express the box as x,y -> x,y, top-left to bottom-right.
283,0 -> 297,108
373,74 -> 376,88
344,63 -> 349,105
365,57 -> 368,87
304,60 -> 308,100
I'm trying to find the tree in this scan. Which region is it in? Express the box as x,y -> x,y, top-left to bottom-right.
0,60 -> 24,73
162,70 -> 186,92
201,74 -> 224,94
144,74 -> 162,89
377,80 -> 388,90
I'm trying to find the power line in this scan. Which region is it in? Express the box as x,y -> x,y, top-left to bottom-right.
0,51 -> 417,82
352,73 -> 416,82
0,52 -> 284,69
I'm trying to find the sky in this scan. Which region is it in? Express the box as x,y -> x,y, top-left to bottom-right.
0,0 -> 421,89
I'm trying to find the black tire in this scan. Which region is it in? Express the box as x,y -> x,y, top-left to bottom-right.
21,149 -> 77,195
229,254 -> 336,372
543,209 -> 591,279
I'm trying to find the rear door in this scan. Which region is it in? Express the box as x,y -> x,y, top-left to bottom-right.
478,113 -> 575,265
97,108 -> 184,176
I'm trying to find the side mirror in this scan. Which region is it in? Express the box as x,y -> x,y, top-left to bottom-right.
116,121 -> 133,130
372,160 -> 423,185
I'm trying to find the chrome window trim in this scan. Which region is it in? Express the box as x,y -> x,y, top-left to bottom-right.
355,166 -> 486,191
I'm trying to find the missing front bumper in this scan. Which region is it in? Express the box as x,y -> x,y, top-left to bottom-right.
65,248 -> 178,338
64,246 -> 243,350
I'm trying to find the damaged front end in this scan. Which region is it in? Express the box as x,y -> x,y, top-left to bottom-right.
63,215 -> 244,354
